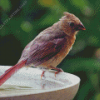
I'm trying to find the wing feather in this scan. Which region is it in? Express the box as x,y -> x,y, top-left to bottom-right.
26,38 -> 66,66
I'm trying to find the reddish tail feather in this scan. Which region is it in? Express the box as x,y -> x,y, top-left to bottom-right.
0,60 -> 27,86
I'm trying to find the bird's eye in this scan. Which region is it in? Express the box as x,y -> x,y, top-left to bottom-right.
69,22 -> 74,27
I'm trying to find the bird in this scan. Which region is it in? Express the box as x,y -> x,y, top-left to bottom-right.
0,12 -> 86,86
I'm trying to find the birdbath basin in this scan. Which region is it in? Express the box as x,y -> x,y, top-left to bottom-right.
0,66 -> 80,100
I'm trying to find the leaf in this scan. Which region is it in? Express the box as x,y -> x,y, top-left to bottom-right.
0,0 -> 11,11
89,73 -> 99,92
76,81 -> 93,100
62,58 -> 100,73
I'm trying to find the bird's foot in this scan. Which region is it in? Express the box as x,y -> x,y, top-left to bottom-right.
48,66 -> 63,77
54,68 -> 63,77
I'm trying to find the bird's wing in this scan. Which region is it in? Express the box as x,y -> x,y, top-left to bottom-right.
26,37 -> 66,66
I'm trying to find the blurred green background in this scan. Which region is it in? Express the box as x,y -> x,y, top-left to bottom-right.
0,0 -> 100,99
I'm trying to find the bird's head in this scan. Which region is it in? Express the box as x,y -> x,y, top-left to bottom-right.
60,12 -> 86,36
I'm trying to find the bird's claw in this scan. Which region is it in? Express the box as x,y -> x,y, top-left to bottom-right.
41,71 -> 45,79
55,68 -> 63,77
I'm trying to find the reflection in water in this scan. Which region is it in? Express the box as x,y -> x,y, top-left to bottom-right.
0,79 -> 65,91
0,84 -> 32,91
0,79 -> 72,96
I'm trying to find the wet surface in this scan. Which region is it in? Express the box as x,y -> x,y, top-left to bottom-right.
0,66 -> 79,98
0,78 -> 72,97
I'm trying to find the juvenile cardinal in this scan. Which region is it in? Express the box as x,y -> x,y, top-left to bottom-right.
0,12 -> 86,86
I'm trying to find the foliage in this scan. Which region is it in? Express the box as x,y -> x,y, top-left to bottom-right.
0,0 -> 100,99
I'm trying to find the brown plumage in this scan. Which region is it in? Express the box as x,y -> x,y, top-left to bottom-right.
0,12 -> 86,86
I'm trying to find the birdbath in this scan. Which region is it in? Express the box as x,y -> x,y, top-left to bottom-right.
0,66 -> 80,100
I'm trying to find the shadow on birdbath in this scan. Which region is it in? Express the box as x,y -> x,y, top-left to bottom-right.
0,66 -> 80,100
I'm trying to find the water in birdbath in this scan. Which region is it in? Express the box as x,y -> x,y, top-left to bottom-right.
0,66 -> 72,97
0,78 -> 72,97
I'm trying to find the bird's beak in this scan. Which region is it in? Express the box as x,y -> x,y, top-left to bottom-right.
76,23 -> 86,30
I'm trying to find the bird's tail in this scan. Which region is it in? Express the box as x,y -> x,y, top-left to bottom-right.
0,60 -> 27,86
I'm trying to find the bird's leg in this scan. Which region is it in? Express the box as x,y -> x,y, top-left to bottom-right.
41,71 -> 45,79
48,66 -> 63,77
54,68 -> 63,77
